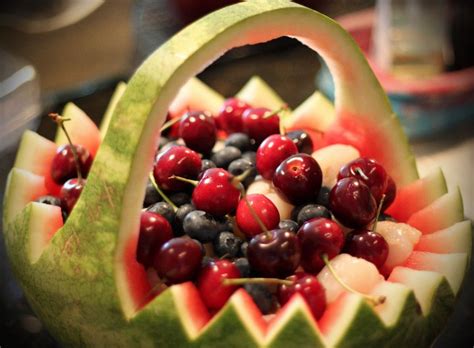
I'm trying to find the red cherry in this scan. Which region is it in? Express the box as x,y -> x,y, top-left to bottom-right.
153,238 -> 203,284
273,154 -> 322,205
50,144 -> 93,185
60,178 -> 85,213
382,175 -> 396,211
136,211 -> 173,268
197,259 -> 241,310
216,98 -> 251,133
179,111 -> 217,154
297,217 -> 344,273
242,107 -> 280,144
338,157 -> 388,204
192,168 -> 240,217
236,194 -> 280,237
344,230 -> 389,270
256,135 -> 298,180
329,177 -> 377,228
247,229 -> 300,278
153,145 -> 202,191
278,274 -> 326,320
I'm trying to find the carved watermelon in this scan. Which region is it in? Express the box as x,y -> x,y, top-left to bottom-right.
2,1 -> 470,347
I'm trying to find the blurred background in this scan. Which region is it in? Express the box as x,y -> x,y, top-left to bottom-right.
0,0 -> 473,346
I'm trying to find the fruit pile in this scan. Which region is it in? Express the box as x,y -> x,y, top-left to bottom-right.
3,1 -> 470,347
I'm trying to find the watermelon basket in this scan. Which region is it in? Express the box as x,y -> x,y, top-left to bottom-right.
2,1 -> 472,347
316,9 -> 474,139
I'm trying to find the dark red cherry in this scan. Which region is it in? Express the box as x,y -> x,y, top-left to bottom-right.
344,230 -> 389,270
197,259 -> 241,310
338,157 -> 388,204
256,135 -> 298,180
329,177 -> 377,228
153,238 -> 203,284
297,217 -> 344,273
242,107 -> 280,144
277,274 -> 326,320
153,145 -> 201,191
236,194 -> 280,237
216,98 -> 251,133
286,130 -> 314,154
192,168 -> 240,217
179,111 -> 217,155
51,144 -> 93,185
273,154 -> 322,205
382,175 -> 396,211
136,211 -> 173,268
60,178 -> 85,213
247,229 -> 300,278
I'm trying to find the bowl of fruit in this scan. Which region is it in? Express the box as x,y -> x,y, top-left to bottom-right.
2,1 -> 470,347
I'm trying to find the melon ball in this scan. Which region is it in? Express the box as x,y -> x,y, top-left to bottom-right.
246,177 -> 294,220
311,144 -> 360,188
375,221 -> 421,275
317,253 -> 383,303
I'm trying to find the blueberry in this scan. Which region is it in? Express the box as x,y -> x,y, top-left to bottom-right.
278,219 -> 299,233
228,158 -> 257,187
296,204 -> 331,225
201,159 -> 216,173
147,202 -> 175,225
216,216 -> 234,233
169,192 -> 190,206
241,151 -> 257,165
213,231 -> 243,258
211,146 -> 242,168
224,133 -> 251,152
201,256 -> 215,267
174,203 -> 195,235
286,130 -> 313,154
143,179 -> 162,207
316,186 -> 331,208
234,257 -> 251,277
183,210 -> 219,243
240,242 -> 248,257
243,283 -> 278,314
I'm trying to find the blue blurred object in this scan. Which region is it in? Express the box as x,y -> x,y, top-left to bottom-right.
316,59 -> 474,139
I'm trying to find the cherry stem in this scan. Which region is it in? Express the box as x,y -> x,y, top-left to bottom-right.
372,194 -> 386,232
49,113 -> 83,181
222,277 -> 292,286
231,168 -> 253,188
279,121 -> 286,136
159,115 -> 182,133
321,254 -> 385,306
148,173 -> 177,210
237,185 -> 269,236
263,104 -> 288,119
168,175 -> 198,187
353,167 -> 369,181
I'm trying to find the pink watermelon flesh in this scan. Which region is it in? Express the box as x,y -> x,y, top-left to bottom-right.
323,110 -> 403,185
172,282 -> 211,335
124,234 -> 153,310
386,173 -> 445,222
